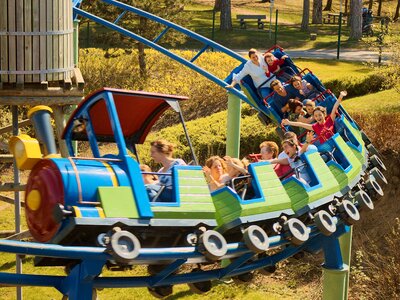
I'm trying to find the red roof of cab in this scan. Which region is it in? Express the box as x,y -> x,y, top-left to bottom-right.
62,88 -> 188,144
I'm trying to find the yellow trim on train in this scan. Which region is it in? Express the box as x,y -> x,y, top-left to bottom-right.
101,161 -> 119,187
72,206 -> 82,218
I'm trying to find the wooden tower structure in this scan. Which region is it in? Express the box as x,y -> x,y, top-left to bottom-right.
0,2 -> 85,298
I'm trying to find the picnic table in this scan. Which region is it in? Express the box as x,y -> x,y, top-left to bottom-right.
323,13 -> 347,24
236,14 -> 267,29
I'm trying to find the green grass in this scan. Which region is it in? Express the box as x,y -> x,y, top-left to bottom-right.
342,88 -> 400,113
78,0 -> 400,51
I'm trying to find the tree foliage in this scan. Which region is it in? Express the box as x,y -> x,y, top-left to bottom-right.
80,0 -> 189,79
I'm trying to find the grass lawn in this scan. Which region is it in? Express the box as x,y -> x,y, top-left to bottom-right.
78,0 -> 400,51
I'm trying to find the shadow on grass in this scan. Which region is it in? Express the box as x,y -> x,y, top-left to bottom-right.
0,256 -> 34,271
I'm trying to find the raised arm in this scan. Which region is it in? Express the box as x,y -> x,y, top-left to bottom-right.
267,157 -> 290,165
223,156 -> 248,175
299,131 -> 314,155
330,91 -> 347,121
282,119 -> 313,131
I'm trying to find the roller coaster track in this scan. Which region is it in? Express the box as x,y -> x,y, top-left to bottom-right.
0,2 -> 384,299
72,0 -> 251,103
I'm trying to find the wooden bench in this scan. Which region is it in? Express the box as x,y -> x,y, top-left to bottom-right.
323,13 -> 347,24
236,14 -> 267,29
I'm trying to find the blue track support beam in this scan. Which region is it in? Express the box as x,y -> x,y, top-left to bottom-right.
73,7 -> 250,105
190,45 -> 209,63
151,259 -> 187,286
0,273 -> 63,288
219,252 -> 254,278
114,10 -> 127,25
153,26 -> 170,44
97,0 -> 245,62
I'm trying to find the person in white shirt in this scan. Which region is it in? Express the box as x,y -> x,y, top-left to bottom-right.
225,48 -> 275,99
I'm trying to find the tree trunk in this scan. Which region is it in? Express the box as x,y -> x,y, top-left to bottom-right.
312,0 -> 323,24
345,0 -> 349,15
395,0 -> 400,21
214,0 -> 222,11
349,0 -> 362,40
220,0 -> 232,31
377,0 -> 382,16
137,43 -> 147,81
323,0 -> 333,11
368,0 -> 373,10
301,0 -> 310,31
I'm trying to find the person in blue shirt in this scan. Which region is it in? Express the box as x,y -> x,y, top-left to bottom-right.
145,139 -> 186,202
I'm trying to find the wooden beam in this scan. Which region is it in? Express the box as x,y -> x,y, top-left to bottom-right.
0,86 -> 83,97
0,118 -> 31,135
0,183 -> 26,192
0,154 -> 14,162
72,67 -> 85,90
0,195 -> 25,206
4,230 -> 31,240
0,230 -> 16,238
0,95 -> 83,106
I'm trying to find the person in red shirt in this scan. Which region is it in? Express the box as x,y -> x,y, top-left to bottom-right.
263,52 -> 293,81
280,91 -> 347,144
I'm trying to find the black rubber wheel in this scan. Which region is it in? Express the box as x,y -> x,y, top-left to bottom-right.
109,230 -> 141,263
243,225 -> 269,253
370,167 -> 387,185
367,143 -> 381,157
365,177 -> 384,198
198,230 -> 227,261
340,200 -> 360,225
258,265 -> 277,276
355,190 -> 374,211
293,251 -> 305,260
361,131 -> 372,145
188,280 -> 212,294
147,286 -> 173,298
370,154 -> 386,172
314,210 -> 336,236
232,272 -> 254,284
285,218 -> 309,246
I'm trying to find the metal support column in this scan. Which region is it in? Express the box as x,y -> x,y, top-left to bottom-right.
12,106 -> 22,300
322,234 -> 349,300
338,226 -> 353,300
226,92 -> 241,157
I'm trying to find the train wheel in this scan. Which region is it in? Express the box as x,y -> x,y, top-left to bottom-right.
339,200 -> 360,225
370,154 -> 386,172
365,177 -> 384,199
243,225 -> 269,253
232,272 -> 254,284
198,230 -> 227,261
284,218 -> 309,246
367,143 -> 381,158
370,167 -> 388,185
109,230 -> 141,263
314,210 -> 336,236
355,190 -> 374,211
147,286 -> 173,298
187,269 -> 212,295
361,131 -> 372,145
258,265 -> 277,276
